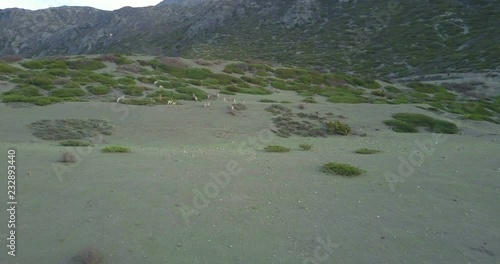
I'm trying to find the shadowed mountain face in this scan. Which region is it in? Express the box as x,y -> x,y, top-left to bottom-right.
0,0 -> 498,77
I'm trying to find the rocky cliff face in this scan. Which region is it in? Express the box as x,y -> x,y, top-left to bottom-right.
0,0 -> 498,76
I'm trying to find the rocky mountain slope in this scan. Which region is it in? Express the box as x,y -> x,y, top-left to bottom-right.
0,0 -> 498,77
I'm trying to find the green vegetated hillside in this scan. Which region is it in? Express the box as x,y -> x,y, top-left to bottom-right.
0,0 -> 498,78
179,0 -> 500,77
1,55 -> 498,124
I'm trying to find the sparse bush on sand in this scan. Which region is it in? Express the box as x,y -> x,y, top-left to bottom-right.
354,148 -> 381,154
322,162 -> 365,176
264,145 -> 290,152
102,146 -> 131,153
325,120 -> 351,135
299,143 -> 313,150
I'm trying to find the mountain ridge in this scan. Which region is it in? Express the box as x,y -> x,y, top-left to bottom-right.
0,0 -> 498,77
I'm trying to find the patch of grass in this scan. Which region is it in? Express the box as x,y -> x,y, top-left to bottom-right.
260,99 -> 278,103
392,113 -> 458,134
384,113 -> 459,134
265,104 -> 291,115
51,88 -> 86,97
407,82 -> 446,94
302,97 -> 317,103
87,85 -> 112,95
28,119 -> 113,140
120,85 -> 145,96
59,140 -> 92,147
371,89 -> 386,97
102,146 -> 131,153
299,143 -> 313,150
0,62 -> 21,73
384,85 -> 402,93
354,148 -> 382,154
383,119 -> 418,133
264,145 -> 290,152
67,59 -> 106,71
120,98 -> 157,105
326,120 -> 351,135
175,86 -> 207,100
322,162 -> 364,177
117,77 -> 136,85
1,95 -> 63,106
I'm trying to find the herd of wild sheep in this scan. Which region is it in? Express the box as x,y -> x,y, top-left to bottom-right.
115,80 -> 245,114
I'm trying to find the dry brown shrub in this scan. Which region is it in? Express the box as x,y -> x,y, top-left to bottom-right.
194,59 -> 214,66
98,54 -> 118,63
60,151 -> 77,163
159,57 -> 189,68
53,78 -> 70,85
0,55 -> 23,63
73,246 -> 105,264
118,64 -> 142,73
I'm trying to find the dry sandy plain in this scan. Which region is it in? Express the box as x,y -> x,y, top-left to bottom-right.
0,77 -> 499,264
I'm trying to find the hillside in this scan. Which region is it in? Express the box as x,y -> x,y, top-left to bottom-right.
0,0 -> 499,77
0,55 -> 498,124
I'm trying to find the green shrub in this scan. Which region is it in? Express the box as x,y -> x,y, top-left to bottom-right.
407,82 -> 446,94
299,143 -> 313,150
326,120 -> 351,135
120,85 -> 145,96
87,85 -> 112,95
371,89 -> 386,97
148,90 -> 191,101
92,73 -> 119,86
275,68 -> 301,79
0,62 -> 21,73
355,148 -> 382,154
302,97 -> 317,103
67,59 -> 106,71
59,140 -> 92,147
120,98 -> 157,105
1,95 -> 63,105
264,145 -> 290,152
117,77 -> 136,85
25,73 -> 55,88
51,88 -> 86,97
20,60 -> 45,69
383,119 -> 418,133
212,73 -> 242,85
322,162 -> 364,176
260,99 -> 278,103
102,146 -> 131,153
223,63 -> 247,74
175,87 -> 207,100
384,85 -> 402,93
4,85 -> 43,97
383,112 -> 459,134
392,113 -> 458,134
271,81 -> 288,90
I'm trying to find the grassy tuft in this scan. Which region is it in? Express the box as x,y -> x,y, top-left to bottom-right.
102,146 -> 131,153
322,162 -> 364,177
264,145 -> 290,152
325,120 -> 351,135
299,143 -> 313,150
354,148 -> 382,154
59,140 -> 92,147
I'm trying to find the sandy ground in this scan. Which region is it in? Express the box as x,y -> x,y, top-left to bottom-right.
0,90 -> 499,264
